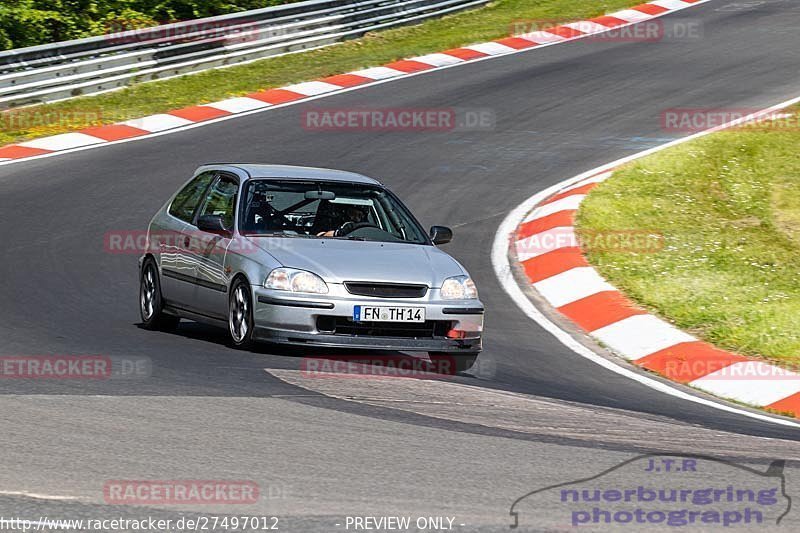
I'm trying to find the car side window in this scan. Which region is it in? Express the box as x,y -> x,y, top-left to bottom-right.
169,172 -> 215,223
198,175 -> 239,230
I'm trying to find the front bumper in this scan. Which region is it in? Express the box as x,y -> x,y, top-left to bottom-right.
252,286 -> 483,353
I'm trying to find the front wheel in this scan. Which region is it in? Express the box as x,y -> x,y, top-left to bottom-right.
428,352 -> 479,374
228,278 -> 256,349
139,259 -> 179,331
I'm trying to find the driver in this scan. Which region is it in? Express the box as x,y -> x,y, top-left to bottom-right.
316,204 -> 367,237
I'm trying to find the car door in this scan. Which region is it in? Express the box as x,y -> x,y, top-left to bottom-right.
158,171 -> 217,306
185,173 -> 240,318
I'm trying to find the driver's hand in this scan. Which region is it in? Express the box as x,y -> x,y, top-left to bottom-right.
317,230 -> 335,237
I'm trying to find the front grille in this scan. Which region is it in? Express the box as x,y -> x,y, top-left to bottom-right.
317,316 -> 451,338
344,282 -> 428,298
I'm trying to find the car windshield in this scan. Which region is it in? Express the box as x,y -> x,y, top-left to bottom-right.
240,179 -> 430,244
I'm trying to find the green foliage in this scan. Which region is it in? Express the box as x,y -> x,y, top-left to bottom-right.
0,1 -> 297,50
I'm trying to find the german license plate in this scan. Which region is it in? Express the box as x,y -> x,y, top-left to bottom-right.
353,306 -> 425,323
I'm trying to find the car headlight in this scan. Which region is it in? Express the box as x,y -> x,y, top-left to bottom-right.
265,268 -> 329,294
441,276 -> 478,299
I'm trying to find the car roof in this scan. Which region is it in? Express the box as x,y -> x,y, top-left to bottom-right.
198,163 -> 381,185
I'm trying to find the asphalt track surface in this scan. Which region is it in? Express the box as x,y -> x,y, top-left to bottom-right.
2,0 -> 800,530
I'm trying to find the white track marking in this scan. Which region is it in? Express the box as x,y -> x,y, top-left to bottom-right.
350,66 -> 405,80
463,42 -> 516,55
610,9 -> 654,22
121,114 -> 193,132
282,81 -> 343,96
563,21 -> 610,34
516,226 -> 576,261
522,195 -> 585,222
519,31 -> 565,44
533,267 -> 616,308
203,97 -> 271,113
592,315 -> 696,359
0,490 -> 79,501
19,132 -> 104,151
651,0 -> 692,10
411,53 -> 464,66
690,362 -> 800,406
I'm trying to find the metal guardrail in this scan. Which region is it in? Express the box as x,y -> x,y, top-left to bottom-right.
0,0 -> 488,109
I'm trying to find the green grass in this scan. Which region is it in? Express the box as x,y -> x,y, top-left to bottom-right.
576,106 -> 800,366
0,0 -> 641,145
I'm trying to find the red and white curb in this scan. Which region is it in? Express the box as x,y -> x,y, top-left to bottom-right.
0,0 -> 709,165
494,96 -> 800,427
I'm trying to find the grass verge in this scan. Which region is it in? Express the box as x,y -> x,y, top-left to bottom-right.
576,105 -> 800,366
0,0 -> 641,145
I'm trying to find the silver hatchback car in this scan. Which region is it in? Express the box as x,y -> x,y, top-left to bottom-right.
139,164 -> 483,371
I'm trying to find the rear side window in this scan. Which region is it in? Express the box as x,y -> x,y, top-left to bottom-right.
169,172 -> 215,223
198,175 -> 239,230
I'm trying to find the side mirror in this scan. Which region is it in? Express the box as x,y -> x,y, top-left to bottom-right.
197,214 -> 230,235
430,225 -> 453,245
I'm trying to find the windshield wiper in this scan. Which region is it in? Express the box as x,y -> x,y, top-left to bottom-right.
330,235 -> 367,241
244,232 -> 314,238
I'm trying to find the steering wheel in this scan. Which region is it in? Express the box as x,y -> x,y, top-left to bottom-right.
335,221 -> 380,237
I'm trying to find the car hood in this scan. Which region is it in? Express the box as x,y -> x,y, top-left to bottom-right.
244,237 -> 465,286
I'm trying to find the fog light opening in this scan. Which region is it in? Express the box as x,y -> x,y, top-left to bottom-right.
447,327 -> 481,339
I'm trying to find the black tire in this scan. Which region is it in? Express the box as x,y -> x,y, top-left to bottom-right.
139,259 -> 180,331
228,277 -> 256,349
428,352 -> 479,375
